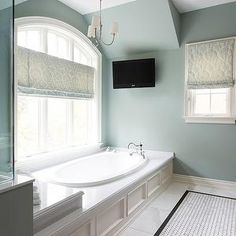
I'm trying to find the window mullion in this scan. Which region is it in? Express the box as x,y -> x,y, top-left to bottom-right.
87,101 -> 92,143
38,98 -> 48,152
228,88 -> 233,117
191,90 -> 195,116
38,99 -> 42,151
233,87 -> 236,117
71,39 -> 74,61
41,28 -> 47,53
209,89 -> 212,114
44,99 -> 48,151
66,100 -> 73,146
71,101 -> 74,145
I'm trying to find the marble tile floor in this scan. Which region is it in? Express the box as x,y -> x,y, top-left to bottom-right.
120,181 -> 236,236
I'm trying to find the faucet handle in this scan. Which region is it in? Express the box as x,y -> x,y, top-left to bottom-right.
139,143 -> 145,159
139,143 -> 143,150
128,142 -> 136,149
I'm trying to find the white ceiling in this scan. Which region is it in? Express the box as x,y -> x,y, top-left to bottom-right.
172,0 -> 236,13
58,0 -> 136,15
57,0 -> 236,14
1,0 -> 236,14
0,0 -> 136,12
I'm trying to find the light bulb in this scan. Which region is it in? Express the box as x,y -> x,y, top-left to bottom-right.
91,16 -> 100,29
111,22 -> 119,35
87,25 -> 95,38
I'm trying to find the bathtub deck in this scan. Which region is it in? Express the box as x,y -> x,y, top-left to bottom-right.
33,150 -> 174,234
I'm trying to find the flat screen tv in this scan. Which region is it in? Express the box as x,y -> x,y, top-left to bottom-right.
112,58 -> 155,89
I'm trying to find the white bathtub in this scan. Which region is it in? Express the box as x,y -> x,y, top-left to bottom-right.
36,150 -> 148,187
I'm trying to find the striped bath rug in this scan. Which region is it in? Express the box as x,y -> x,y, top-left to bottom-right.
155,190 -> 236,236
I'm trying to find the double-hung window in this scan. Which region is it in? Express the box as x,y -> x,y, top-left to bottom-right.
15,18 -> 101,159
184,37 -> 236,124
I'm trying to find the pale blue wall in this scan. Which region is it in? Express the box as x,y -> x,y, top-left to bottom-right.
15,0 -> 88,35
168,0 -> 181,45
84,0 -> 180,58
104,2 -> 236,182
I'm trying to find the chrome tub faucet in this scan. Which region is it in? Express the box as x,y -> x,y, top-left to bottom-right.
128,142 -> 145,159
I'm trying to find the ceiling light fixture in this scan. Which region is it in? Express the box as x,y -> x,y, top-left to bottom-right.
87,0 -> 119,46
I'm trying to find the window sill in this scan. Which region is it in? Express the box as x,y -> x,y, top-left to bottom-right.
16,143 -> 105,173
184,116 -> 236,124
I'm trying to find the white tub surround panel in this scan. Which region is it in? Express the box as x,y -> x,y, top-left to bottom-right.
70,221 -> 93,236
147,172 -> 161,197
128,183 -> 147,215
97,198 -> 126,236
34,150 -> 174,235
34,191 -> 84,233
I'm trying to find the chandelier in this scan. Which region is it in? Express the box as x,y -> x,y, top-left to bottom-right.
87,0 -> 119,46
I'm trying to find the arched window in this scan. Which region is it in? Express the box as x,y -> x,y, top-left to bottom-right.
15,17 -> 101,159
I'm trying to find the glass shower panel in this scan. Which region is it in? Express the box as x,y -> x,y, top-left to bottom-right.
0,0 -> 14,182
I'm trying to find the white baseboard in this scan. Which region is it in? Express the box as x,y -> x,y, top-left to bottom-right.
173,174 -> 236,191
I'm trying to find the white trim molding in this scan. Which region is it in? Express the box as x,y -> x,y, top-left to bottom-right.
184,116 -> 236,124
174,174 -> 236,192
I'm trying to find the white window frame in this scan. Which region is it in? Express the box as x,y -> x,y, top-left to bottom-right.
184,37 -> 236,124
15,17 -> 102,169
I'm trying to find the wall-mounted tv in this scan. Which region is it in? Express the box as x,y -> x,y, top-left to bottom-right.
112,58 -> 155,89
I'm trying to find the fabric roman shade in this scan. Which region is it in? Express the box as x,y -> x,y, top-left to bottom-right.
187,38 -> 235,89
16,46 -> 95,99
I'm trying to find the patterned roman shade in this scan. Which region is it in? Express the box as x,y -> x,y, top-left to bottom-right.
16,46 -> 95,99
187,38 -> 235,89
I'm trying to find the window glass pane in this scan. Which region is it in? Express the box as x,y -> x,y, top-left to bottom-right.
26,30 -> 41,51
211,93 -> 227,114
194,94 -> 210,114
48,32 -> 70,60
47,32 -> 57,57
193,88 -> 228,115
17,96 -> 39,158
47,98 -> 67,150
195,89 -> 211,95
80,52 -> 89,65
210,88 -> 228,94
17,31 -> 26,47
74,46 -> 81,63
58,36 -> 70,59
74,45 -> 92,66
73,100 -> 90,145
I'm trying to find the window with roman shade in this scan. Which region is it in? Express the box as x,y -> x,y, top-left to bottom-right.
15,17 -> 101,159
16,46 -> 95,99
185,37 -> 236,124
186,38 -> 235,89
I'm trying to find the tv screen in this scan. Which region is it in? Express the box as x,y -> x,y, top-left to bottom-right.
112,58 -> 155,89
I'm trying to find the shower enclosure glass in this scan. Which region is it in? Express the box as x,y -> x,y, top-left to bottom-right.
0,0 -> 14,182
